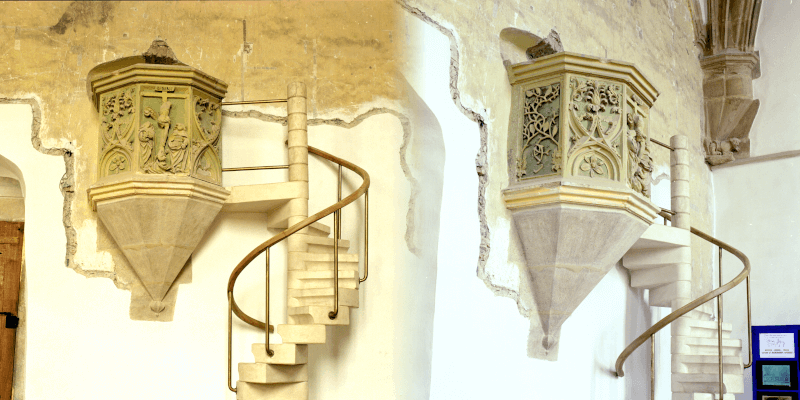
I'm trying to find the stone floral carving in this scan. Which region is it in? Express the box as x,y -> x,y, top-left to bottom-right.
190,95 -> 223,183
100,88 -> 136,153
108,155 -> 128,174
517,83 -> 561,179
569,78 -> 622,142
579,154 -> 607,177
627,113 -> 653,197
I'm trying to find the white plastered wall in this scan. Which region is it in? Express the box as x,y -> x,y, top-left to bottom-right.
713,3 -> 800,400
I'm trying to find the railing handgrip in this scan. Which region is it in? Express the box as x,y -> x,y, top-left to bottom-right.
615,209 -> 751,378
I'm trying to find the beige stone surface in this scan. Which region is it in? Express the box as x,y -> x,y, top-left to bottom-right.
238,363 -> 308,384
276,324 -> 326,345
236,381 -> 308,400
88,174 -> 228,307
222,181 -> 306,213
252,343 -> 308,365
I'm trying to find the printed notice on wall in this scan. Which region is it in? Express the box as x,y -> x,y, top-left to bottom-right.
760,333 -> 796,358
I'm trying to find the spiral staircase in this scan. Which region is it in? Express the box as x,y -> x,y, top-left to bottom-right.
223,82 -> 370,400
616,135 -> 752,400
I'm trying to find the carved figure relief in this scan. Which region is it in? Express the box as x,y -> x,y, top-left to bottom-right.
517,83 -> 561,180
138,122 -> 156,171
167,123 -> 190,173
139,85 -> 191,175
626,113 -> 653,197
704,138 -> 742,166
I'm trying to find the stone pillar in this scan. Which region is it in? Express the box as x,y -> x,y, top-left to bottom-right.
670,134 -> 692,309
670,135 -> 690,230
286,82 -> 310,324
286,81 -> 309,229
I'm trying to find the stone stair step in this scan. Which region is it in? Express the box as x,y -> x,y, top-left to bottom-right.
288,288 -> 359,308
631,263 -> 691,289
629,224 -> 691,250
304,235 -> 350,253
624,247 -> 691,271
222,181 -> 306,213
238,363 -> 308,384
236,381 -> 308,400
672,354 -> 743,374
251,343 -> 308,365
276,324 -> 326,344
267,206 -> 331,236
673,317 -> 733,339
671,373 -> 744,393
266,202 -> 292,229
673,336 -> 742,357
289,305 -> 350,326
672,392 -> 736,400
650,281 -> 692,307
288,270 -> 358,289
289,252 -> 359,271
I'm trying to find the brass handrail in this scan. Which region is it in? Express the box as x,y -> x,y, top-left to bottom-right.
649,137 -> 675,151
222,165 -> 289,172
221,99 -> 288,106
227,145 -> 370,392
615,209 -> 752,382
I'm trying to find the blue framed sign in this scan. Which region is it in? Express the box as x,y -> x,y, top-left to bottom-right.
753,325 -> 800,400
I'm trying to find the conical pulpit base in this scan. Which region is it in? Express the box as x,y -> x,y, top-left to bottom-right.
504,184 -> 659,359
89,174 -> 229,306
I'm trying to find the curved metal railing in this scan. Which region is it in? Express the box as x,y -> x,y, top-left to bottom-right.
615,209 -> 752,396
226,145 -> 370,392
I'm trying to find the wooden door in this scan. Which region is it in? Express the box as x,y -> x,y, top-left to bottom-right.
0,222 -> 23,400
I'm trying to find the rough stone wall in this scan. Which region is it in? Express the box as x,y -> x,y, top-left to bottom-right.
0,1 -> 403,290
400,0 -> 713,346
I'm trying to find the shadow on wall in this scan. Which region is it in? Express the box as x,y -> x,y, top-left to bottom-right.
395,76 -> 445,400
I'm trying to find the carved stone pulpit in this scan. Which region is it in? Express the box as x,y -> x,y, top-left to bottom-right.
87,40 -> 229,318
502,53 -> 661,357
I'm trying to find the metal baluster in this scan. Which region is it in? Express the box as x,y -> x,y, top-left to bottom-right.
651,334 -> 655,400
718,246 -> 724,397
227,291 -> 236,393
360,189 -> 369,283
329,165 -> 342,319
266,248 -> 273,357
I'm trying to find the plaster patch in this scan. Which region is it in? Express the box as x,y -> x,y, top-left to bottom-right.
74,219 -> 118,274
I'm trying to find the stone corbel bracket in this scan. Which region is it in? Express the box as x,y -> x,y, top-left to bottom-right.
701,0 -> 762,166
